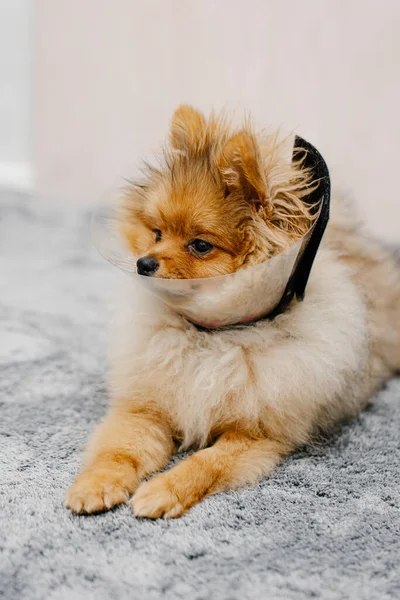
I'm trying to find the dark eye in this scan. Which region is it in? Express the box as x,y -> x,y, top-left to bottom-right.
189,239 -> 214,255
153,229 -> 162,242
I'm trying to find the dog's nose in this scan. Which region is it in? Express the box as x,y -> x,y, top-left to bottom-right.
137,256 -> 159,276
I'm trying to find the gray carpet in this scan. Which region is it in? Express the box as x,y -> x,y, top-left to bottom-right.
1,191 -> 399,600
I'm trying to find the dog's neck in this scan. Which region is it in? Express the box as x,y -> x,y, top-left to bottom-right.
188,289 -> 296,332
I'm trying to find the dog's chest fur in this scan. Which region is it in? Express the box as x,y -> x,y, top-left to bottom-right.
109,246 -> 371,449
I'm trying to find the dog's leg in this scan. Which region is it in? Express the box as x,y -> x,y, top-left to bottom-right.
131,432 -> 290,519
65,404 -> 174,514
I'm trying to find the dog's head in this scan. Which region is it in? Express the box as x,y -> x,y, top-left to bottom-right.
121,105 -> 316,279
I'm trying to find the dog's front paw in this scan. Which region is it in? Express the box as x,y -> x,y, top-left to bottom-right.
131,475 -> 186,519
65,464 -> 138,514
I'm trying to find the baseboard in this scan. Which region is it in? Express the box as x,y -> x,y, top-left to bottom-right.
0,161 -> 35,192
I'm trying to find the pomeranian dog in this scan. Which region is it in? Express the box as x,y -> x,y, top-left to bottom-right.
66,105 -> 400,518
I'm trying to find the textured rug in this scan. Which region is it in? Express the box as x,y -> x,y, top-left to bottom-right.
1,191 -> 399,600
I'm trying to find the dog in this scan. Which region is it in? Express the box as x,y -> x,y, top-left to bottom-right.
66,105 -> 400,518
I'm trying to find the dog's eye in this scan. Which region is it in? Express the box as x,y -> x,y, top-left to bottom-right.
189,239 -> 213,255
153,229 -> 162,242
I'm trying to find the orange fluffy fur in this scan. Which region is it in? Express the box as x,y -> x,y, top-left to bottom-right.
120,107 -> 316,278
66,106 -> 400,518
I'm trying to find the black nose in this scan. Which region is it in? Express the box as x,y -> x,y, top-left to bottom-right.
137,256 -> 159,276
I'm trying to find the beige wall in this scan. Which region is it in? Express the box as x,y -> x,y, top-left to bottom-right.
0,0 -> 33,189
35,0 -> 400,242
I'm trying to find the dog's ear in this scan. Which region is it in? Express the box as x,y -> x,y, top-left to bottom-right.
219,131 -> 268,208
170,105 -> 206,154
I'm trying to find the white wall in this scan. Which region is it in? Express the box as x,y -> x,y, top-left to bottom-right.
35,0 -> 400,242
0,0 -> 33,189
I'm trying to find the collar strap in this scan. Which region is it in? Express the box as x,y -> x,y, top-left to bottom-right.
193,135 -> 331,331
268,135 -> 330,318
